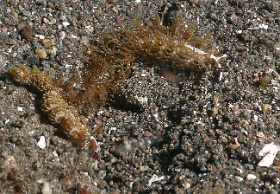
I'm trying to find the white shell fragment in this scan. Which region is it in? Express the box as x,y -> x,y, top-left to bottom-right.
35,34 -> 45,39
59,31 -> 66,39
42,182 -> 52,194
258,23 -> 268,30
135,95 -> 148,105
246,174 -> 257,180
148,174 -> 165,186
62,21 -> 70,27
17,106 -> 24,111
37,136 -> 46,149
258,143 -> 279,167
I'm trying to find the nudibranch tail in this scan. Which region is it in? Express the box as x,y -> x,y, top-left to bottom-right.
10,64 -> 100,152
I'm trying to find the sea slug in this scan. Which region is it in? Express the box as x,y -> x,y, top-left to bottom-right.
9,10 -> 224,153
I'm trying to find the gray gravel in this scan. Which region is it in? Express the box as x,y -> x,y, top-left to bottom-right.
0,0 -> 279,193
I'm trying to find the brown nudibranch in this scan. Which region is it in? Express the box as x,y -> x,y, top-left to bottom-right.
9,12 -> 225,154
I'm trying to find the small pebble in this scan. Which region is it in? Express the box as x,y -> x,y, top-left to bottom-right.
6,38 -> 17,45
182,181 -> 191,189
2,27 -> 8,33
262,104 -> 269,112
48,47 -> 57,57
235,176 -> 243,182
41,39 -> 54,48
20,25 -> 33,39
35,48 -> 48,59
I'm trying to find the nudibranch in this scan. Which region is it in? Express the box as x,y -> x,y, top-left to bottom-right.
9,11 -> 225,154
